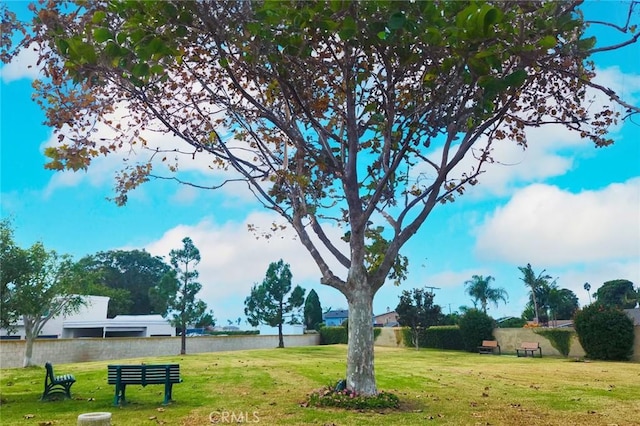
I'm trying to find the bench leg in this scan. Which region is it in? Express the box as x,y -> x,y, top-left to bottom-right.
113,384 -> 127,406
163,383 -> 173,405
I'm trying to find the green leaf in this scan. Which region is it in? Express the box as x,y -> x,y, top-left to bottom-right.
149,64 -> 164,74
339,16 -> 357,40
93,28 -> 113,43
388,12 -> 406,31
131,63 -> 150,78
504,69 -> 527,87
91,11 -> 106,24
539,35 -> 557,49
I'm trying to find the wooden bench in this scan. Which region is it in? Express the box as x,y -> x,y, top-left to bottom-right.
108,364 -> 181,406
517,341 -> 542,357
42,362 -> 75,400
478,340 -> 501,355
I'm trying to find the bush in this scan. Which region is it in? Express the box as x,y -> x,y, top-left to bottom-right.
574,305 -> 634,361
400,326 -> 423,348
424,326 -> 464,350
534,328 -> 574,357
319,325 -> 381,344
319,326 -> 348,344
458,309 -> 496,352
497,317 -> 527,328
205,330 -> 260,336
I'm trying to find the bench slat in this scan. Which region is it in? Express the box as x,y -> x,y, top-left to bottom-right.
108,364 -> 181,406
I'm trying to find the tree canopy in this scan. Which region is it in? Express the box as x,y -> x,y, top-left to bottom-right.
75,249 -> 172,317
304,289 -> 323,331
395,287 -> 443,349
0,221 -> 85,367
3,0 -> 639,395
595,279 -> 638,309
150,237 -> 213,354
464,275 -> 508,314
244,259 -> 305,348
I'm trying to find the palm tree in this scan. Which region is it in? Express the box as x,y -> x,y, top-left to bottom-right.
464,275 -> 508,314
583,282 -> 591,304
518,264 -> 552,324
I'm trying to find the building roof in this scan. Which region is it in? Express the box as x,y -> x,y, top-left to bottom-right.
374,311 -> 397,319
323,309 -> 348,319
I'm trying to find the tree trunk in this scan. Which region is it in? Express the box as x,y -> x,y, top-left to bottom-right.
23,316 -> 35,367
345,285 -> 377,396
277,322 -> 284,348
180,328 -> 186,355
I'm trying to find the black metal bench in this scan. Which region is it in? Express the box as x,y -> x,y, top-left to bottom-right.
107,364 -> 181,406
42,362 -> 75,400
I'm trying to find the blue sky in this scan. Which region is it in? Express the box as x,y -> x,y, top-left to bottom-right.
1,1 -> 639,325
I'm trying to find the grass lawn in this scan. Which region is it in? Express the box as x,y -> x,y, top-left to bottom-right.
1,345 -> 639,425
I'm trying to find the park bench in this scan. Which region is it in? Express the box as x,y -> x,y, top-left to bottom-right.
478,340 -> 501,355
41,362 -> 76,400
516,341 -> 542,357
107,364 -> 181,406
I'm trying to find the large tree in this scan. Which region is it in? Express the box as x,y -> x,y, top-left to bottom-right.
518,264 -> 554,323
0,222 -> 85,366
4,0 -> 639,395
75,249 -> 172,317
244,259 -> 306,348
1,219 -> 23,330
395,287 -> 443,349
304,289 -> 323,331
595,279 -> 638,309
149,237 -> 212,355
464,275 -> 508,314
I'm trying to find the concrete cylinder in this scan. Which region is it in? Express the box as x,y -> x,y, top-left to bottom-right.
77,412 -> 112,426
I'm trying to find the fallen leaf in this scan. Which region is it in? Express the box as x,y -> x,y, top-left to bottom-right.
24,414 -> 35,419
149,416 -> 157,420
156,407 -> 165,412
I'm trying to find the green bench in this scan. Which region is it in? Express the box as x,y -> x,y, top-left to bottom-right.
42,362 -> 76,400
107,364 -> 181,406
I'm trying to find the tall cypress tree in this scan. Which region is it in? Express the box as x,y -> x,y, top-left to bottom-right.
304,289 -> 323,331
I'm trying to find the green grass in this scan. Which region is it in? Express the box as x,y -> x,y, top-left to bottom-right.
1,345 -> 639,425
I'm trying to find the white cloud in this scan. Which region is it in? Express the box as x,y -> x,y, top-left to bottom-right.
0,46 -> 40,83
132,212 -> 349,321
474,178 -> 640,265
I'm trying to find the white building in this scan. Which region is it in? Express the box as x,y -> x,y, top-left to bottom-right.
0,295 -> 175,339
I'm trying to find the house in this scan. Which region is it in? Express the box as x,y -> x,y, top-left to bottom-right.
0,295 -> 175,339
323,309 -> 349,327
374,310 -> 399,327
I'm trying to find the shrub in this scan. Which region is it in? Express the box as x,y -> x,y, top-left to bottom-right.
319,326 -> 381,344
574,305 -> 634,361
205,330 -> 260,336
319,326 -> 348,344
424,326 -> 464,350
305,380 -> 400,410
497,317 -> 527,328
401,326 -> 426,348
458,309 -> 496,352
534,328 -> 574,357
